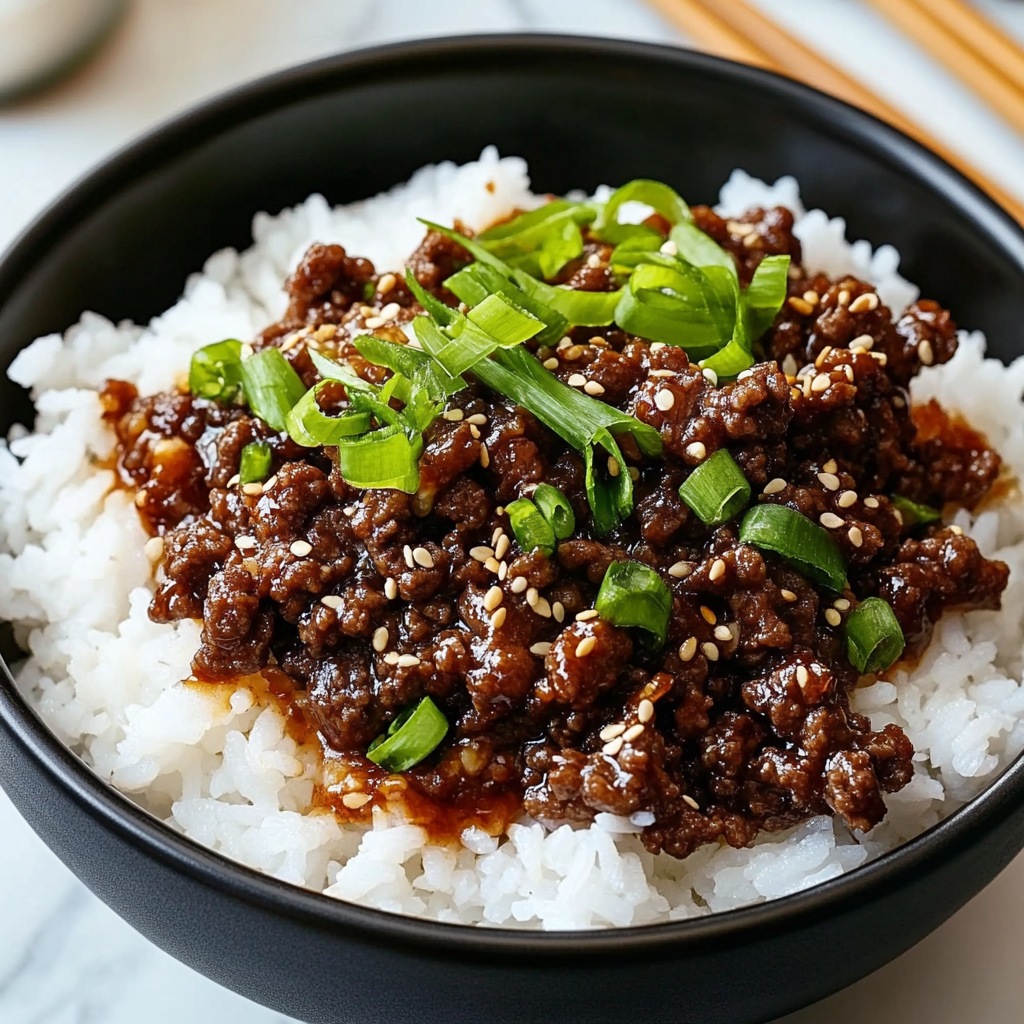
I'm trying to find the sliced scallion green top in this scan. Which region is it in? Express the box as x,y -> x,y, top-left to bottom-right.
678,448 -> 751,526
845,597 -> 905,675
595,560 -> 672,647
366,697 -> 448,773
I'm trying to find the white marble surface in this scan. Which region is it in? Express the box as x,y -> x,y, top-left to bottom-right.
4,2 -> 1024,1021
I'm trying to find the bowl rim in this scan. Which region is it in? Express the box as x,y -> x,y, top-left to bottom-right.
3,31 -> 1024,961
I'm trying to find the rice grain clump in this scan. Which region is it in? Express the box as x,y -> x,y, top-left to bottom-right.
3,148 -> 1024,928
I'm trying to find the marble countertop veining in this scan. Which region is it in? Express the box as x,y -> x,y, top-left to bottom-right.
4,2 -> 1024,1022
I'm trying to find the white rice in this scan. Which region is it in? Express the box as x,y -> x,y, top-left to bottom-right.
4,147 -> 1024,930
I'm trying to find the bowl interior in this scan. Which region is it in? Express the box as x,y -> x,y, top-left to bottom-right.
3,35 -> 1024,951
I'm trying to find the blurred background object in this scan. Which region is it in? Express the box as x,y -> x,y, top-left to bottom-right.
0,0 -> 126,101
4,3 -> 1024,1023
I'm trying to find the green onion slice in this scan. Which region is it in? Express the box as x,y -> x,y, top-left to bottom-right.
592,180 -> 691,245
189,339 -> 243,402
309,347 -> 380,394
739,503 -> 848,592
238,348 -> 307,433
595,560 -> 672,647
743,254 -> 792,341
533,483 -> 575,540
476,200 -> 596,279
678,448 -> 751,526
285,383 -> 372,447
331,425 -> 422,493
366,697 -> 448,773
506,497 -> 556,556
845,597 -> 906,675
890,494 -> 942,528
238,441 -> 272,485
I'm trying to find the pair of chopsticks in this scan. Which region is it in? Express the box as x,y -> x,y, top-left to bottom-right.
646,0 -> 1024,225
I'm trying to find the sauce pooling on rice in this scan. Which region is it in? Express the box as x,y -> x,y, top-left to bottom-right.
100,188 -> 1009,857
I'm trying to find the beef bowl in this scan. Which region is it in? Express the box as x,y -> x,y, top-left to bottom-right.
3,34 -> 1024,1024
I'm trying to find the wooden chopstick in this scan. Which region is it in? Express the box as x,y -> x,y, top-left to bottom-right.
644,0 -> 1024,224
923,0 -> 1024,92
863,0 -> 1024,137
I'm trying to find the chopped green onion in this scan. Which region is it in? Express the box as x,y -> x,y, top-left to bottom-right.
669,220 -> 738,275
285,383 -> 372,447
467,292 -> 544,345
845,597 -> 905,675
476,200 -> 596,278
592,180 -> 691,245
595,560 -> 672,647
238,348 -> 307,433
739,503 -> 848,592
238,441 -> 272,485
506,498 -> 555,556
743,254 -> 791,340
678,449 -> 751,526
891,494 -> 942,528
533,483 -> 575,540
366,697 -> 448,773
331,425 -> 422,493
309,347 -> 381,394
189,339 -> 243,402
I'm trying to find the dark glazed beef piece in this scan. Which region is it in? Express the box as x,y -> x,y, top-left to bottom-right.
105,200 -> 1010,856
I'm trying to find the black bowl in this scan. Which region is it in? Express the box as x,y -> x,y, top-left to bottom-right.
3,35 -> 1024,1024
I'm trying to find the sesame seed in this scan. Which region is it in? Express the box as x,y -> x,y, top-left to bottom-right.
602,737 -> 624,757
849,292 -> 879,313
823,459 -> 838,474
737,369 -> 754,380
763,478 -> 787,495
567,373 -> 586,387
655,388 -> 675,412
526,587 -> 539,607
714,624 -> 732,641
950,524 -> 964,535
709,558 -> 726,582
144,536 -> 165,561
543,357 -> 559,370
679,637 -> 698,662
727,220 -> 757,236
651,369 -> 675,378
864,496 -> 880,509
686,441 -> 707,461
660,239 -> 679,255
788,296 -> 814,316
628,466 -> 640,482
553,601 -> 565,623
600,723 -> 627,741
701,606 -> 717,625
702,368 -> 718,386
782,353 -> 799,376
607,456 -> 620,478
443,408 -> 464,421
485,556 -> 500,574
918,340 -> 934,366
384,651 -> 400,665
781,589 -> 797,602
343,506 -> 356,517
397,654 -> 421,668
586,252 -> 603,268
511,575 -> 528,594
498,561 -> 508,581
849,334 -> 874,351
742,232 -> 761,249
803,290 -> 820,305
814,346 -> 833,369
342,792 -> 371,810
870,351 -> 888,365
843,364 -> 855,383
623,724 -> 645,742
263,474 -> 278,491
703,642 -> 720,662
227,474 -> 241,488
534,597 -> 552,618
811,374 -> 831,393
834,598 -> 851,611
290,540 -> 312,557
576,636 -> 597,658
892,395 -> 906,409
557,336 -> 573,350
796,665 -> 810,686
490,607 -> 507,629
470,545 -> 494,562
650,342 -> 666,351
372,627 -> 389,652
320,591 -> 340,610
820,513 -> 844,529
564,345 -> 584,361
584,380 -> 605,396
364,316 -> 386,330
825,608 -> 842,627
403,545 -> 414,568
483,586 -> 504,612
817,472 -> 840,491
838,289 -> 851,306
240,343 -> 255,359
467,413 -> 488,426
668,561 -> 694,578
892,508 -> 903,525
378,273 -> 396,295
576,609 -> 599,621
479,444 -> 490,468
494,534 -> 510,560
469,424 -> 481,439
242,482 -> 264,496
385,578 -> 398,600
682,795 -> 700,810
638,699 -> 655,723
838,490 -> 858,508
530,642 -> 552,656
848,526 -> 864,548
491,526 -> 503,546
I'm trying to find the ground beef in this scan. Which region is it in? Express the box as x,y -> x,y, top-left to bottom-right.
101,201 -> 1010,857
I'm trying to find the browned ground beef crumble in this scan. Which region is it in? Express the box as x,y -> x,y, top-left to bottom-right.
100,202 -> 1010,857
